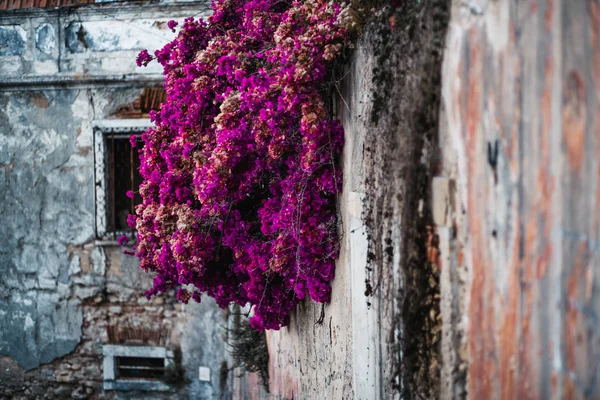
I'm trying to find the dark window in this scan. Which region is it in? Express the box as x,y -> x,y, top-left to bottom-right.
105,134 -> 143,232
115,356 -> 165,380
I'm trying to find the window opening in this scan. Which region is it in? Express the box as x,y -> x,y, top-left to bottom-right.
93,120 -> 151,241
103,345 -> 175,392
105,133 -> 143,232
115,356 -> 165,380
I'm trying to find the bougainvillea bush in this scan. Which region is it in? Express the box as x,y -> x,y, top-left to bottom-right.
128,0 -> 347,330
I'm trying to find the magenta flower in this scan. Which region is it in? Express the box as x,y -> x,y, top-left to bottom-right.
167,20 -> 178,31
176,289 -> 192,304
128,0 -> 347,331
126,190 -> 134,199
126,214 -> 137,229
135,49 -> 153,67
118,235 -> 129,246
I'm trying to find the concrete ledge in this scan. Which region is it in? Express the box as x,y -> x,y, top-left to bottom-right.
0,1 -> 211,20
0,74 -> 164,91
93,119 -> 154,131
103,344 -> 174,358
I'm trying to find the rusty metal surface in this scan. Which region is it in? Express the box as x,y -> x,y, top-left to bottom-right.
441,1 -> 600,398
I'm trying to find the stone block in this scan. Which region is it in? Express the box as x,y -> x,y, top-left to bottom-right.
16,245 -> 39,273
108,306 -> 122,314
90,247 -> 105,275
69,254 -> 81,276
73,285 -> 101,300
37,276 -> 56,290
55,370 -> 73,383
71,386 -> 90,399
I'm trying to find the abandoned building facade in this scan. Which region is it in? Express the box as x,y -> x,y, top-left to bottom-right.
2,1 -> 600,399
0,1 -> 233,398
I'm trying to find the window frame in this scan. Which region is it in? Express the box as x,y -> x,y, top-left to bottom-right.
93,119 -> 152,243
102,344 -> 175,392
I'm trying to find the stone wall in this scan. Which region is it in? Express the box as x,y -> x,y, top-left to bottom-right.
264,1 -> 449,398
0,2 -> 231,399
266,1 -> 600,398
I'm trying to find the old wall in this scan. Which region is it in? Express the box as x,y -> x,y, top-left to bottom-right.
265,1 -> 449,399
439,1 -> 600,399
265,42 -> 367,399
0,2 -> 229,399
0,2 -> 209,86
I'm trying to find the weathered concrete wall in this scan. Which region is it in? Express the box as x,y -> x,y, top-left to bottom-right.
0,2 -> 209,87
265,40 -> 366,398
0,87 -> 230,400
0,89 -> 88,371
439,1 -> 600,399
0,2 -> 230,399
264,26 -> 386,400
265,1 -> 449,398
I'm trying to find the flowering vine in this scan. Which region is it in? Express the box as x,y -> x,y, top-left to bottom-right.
129,0 -> 347,330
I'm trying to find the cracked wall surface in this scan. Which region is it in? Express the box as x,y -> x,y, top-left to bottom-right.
0,2 -> 230,399
439,1 -> 600,399
264,1 -> 449,398
0,88 -> 91,371
0,2 -> 210,82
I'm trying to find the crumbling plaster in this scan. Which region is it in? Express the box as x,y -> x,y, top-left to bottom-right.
0,2 -> 229,399
0,87 -> 145,370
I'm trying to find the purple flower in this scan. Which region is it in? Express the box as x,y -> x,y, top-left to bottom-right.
118,235 -> 129,246
192,291 -> 202,303
126,190 -> 134,199
126,214 -> 137,229
167,20 -> 178,31
136,49 -> 153,67
176,289 -> 192,303
131,0 -> 347,331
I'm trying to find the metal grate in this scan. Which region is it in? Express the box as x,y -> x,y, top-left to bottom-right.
115,356 -> 165,380
93,122 -> 151,241
104,134 -> 142,234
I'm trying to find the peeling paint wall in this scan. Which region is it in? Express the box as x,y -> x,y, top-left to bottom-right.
0,88 -> 89,371
264,1 -> 449,398
0,2 -> 210,83
439,1 -> 600,399
0,3 -> 230,399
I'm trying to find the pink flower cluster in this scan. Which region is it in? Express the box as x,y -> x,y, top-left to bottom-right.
130,0 -> 346,330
